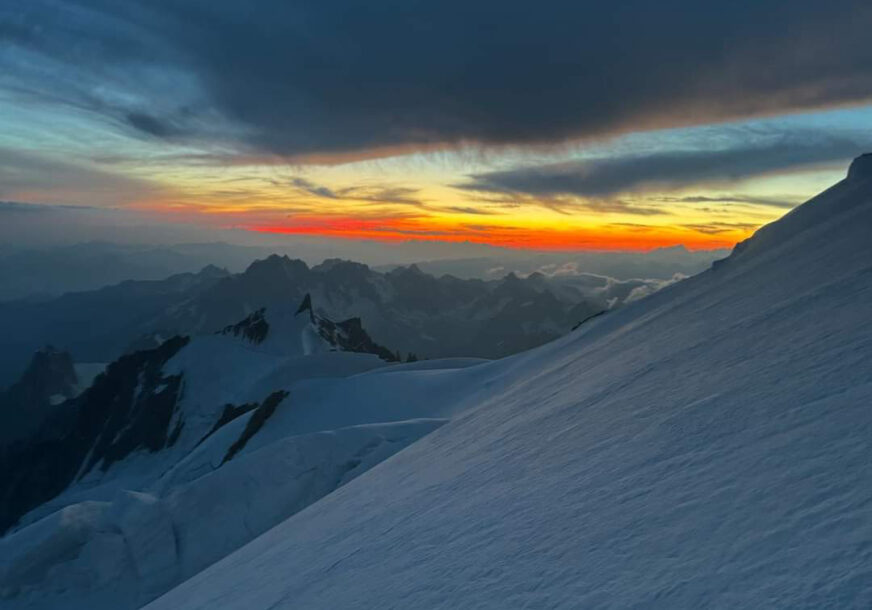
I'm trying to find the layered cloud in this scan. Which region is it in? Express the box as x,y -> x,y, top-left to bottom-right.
456,131 -> 871,199
3,1 -> 872,160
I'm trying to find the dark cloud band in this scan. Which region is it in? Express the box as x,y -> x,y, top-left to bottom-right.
3,1 -> 872,159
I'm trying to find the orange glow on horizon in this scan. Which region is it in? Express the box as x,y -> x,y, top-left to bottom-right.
244,215 -> 749,252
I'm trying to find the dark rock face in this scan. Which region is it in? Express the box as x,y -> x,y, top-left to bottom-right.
222,390 -> 289,464
77,336 -> 190,475
291,293 -> 398,361
571,310 -> 607,331
219,308 -> 269,344
315,315 -> 398,362
0,347 -> 78,445
18,347 -> 77,399
0,336 -> 189,534
197,402 -> 260,447
847,153 -> 872,181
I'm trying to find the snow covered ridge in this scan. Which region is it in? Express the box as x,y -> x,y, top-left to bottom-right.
133,156 -> 872,609
292,293 -> 400,362
216,294 -> 399,361
0,296 -> 399,533
218,308 -> 269,344
0,293 -> 494,609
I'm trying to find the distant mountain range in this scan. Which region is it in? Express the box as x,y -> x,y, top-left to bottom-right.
0,240 -> 724,301
0,242 -> 273,301
0,255 -> 680,387
375,244 -> 726,281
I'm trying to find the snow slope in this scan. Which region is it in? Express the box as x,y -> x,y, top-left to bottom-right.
146,159 -> 872,608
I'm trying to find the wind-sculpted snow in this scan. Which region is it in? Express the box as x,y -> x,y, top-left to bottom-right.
140,158 -> 872,609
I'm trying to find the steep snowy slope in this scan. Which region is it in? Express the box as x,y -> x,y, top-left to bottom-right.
147,158 -> 872,609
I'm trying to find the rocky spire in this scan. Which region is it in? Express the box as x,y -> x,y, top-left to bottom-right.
295,293 -> 315,322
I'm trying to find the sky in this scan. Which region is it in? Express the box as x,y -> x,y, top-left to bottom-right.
2,1 -> 872,253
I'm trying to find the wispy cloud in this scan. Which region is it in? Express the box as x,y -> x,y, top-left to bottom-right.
681,222 -> 760,235
268,177 -> 425,207
652,195 -> 800,209
440,206 -> 497,216
335,186 -> 423,207
289,178 -> 339,199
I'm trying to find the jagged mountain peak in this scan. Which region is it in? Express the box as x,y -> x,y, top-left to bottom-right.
650,244 -> 691,254
243,254 -> 309,277
25,345 -> 76,383
0,346 -> 89,446
214,295 -> 396,362
196,264 -> 230,278
311,258 -> 370,274
219,308 -> 270,344
8,345 -> 78,407
388,263 -> 426,277
311,313 -> 398,363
